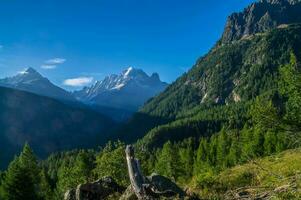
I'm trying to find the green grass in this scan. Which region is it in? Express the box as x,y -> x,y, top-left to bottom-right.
192,148 -> 301,199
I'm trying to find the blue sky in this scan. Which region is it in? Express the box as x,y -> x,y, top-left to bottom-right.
0,0 -> 255,90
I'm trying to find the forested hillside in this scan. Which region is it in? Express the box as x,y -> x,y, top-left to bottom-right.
1,0 -> 301,199
0,86 -> 115,169
115,23 -> 301,144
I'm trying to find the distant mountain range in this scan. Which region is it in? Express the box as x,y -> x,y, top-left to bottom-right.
73,67 -> 168,111
0,67 -> 168,119
0,67 -> 75,102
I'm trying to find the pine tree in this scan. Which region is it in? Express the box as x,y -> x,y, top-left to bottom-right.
1,143 -> 40,200
178,139 -> 194,180
93,141 -> 128,186
263,131 -> 277,155
216,129 -> 230,168
208,136 -> 218,166
194,138 -> 209,175
227,136 -> 241,167
18,143 -> 40,183
39,169 -> 53,200
279,52 -> 301,130
155,141 -> 179,181
56,150 -> 95,196
253,129 -> 265,157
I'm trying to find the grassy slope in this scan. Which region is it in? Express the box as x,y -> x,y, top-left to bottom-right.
191,148 -> 301,199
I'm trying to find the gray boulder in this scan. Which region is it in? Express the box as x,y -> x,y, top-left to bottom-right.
119,173 -> 186,200
64,176 -> 125,200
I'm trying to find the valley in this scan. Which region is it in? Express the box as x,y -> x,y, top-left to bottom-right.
0,0 -> 301,199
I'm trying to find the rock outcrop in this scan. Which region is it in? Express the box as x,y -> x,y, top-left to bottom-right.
119,173 -> 186,200
221,0 -> 301,43
64,176 -> 125,200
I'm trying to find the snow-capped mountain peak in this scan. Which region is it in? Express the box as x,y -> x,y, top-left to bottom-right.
1,67 -> 44,86
0,67 -> 75,101
73,67 -> 168,110
124,67 -> 134,77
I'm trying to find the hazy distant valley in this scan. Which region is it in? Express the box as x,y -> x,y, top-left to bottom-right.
0,67 -> 167,169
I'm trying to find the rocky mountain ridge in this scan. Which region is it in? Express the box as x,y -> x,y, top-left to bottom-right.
73,67 -> 168,111
221,0 -> 301,43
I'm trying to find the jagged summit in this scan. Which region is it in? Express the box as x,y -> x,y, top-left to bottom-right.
25,67 -> 39,74
150,72 -> 160,81
73,67 -> 168,111
260,0 -> 301,4
221,0 -> 301,43
0,67 -> 44,86
121,67 -> 149,79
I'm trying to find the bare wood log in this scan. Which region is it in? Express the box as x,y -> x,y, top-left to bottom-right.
125,145 -> 154,200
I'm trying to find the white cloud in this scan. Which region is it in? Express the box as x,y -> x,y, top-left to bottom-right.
41,64 -> 56,69
46,58 -> 66,64
63,77 -> 93,87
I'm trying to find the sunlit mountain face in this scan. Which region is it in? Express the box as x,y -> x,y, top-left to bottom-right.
73,67 -> 168,111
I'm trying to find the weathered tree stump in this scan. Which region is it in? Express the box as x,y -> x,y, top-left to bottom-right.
125,145 -> 154,200
125,145 -> 186,200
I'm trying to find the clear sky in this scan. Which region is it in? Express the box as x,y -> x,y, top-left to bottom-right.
0,0 -> 255,90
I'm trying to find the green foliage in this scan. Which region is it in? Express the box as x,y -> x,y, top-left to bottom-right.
279,53 -> 301,130
56,150 -> 95,195
39,169 -> 53,200
115,24 -> 301,146
155,141 -> 180,181
0,144 -> 40,200
93,141 -> 128,186
0,86 -> 116,170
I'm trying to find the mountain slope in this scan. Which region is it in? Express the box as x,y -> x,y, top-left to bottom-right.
73,67 -> 168,111
0,86 -> 116,169
0,68 -> 75,102
142,24 -> 301,118
140,0 -> 301,120
114,0 -> 301,144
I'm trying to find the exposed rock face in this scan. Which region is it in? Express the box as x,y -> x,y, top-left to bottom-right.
64,176 -> 125,200
221,0 -> 301,43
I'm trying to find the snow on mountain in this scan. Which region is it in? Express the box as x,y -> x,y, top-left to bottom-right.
73,67 -> 168,111
0,67 -> 75,102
